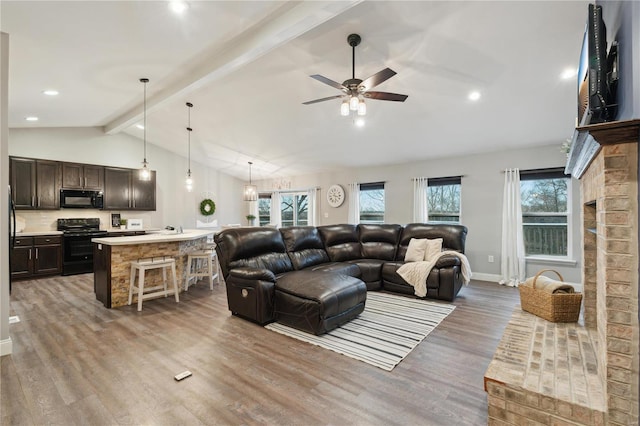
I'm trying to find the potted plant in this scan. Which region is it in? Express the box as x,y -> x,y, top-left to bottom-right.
246,214 -> 256,226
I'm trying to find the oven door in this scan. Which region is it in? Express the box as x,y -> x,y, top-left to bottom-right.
62,234 -> 97,275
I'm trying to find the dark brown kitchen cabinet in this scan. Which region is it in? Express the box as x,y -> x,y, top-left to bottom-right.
132,170 -> 156,210
103,167 -> 156,211
10,235 -> 62,279
10,158 -> 61,209
103,167 -> 131,209
10,158 -> 36,209
62,163 -> 104,190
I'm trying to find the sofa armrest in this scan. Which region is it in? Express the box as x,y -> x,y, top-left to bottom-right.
434,255 -> 461,268
229,267 -> 277,282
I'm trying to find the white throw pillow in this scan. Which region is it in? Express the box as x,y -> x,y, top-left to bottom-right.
424,238 -> 444,261
405,238 -> 428,262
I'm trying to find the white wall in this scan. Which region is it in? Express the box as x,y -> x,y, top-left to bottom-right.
256,143 -> 582,283
1,32 -> 12,356
8,127 -> 245,230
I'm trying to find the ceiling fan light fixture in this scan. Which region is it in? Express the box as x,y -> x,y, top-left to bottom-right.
354,117 -> 365,127
357,99 -> 366,116
349,95 -> 359,111
340,100 -> 349,116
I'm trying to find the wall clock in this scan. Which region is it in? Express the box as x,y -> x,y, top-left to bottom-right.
327,184 -> 345,208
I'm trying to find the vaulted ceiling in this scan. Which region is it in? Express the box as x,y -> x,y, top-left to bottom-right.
2,1 -> 588,180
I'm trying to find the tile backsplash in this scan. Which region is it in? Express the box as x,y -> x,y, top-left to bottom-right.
15,210 -> 155,232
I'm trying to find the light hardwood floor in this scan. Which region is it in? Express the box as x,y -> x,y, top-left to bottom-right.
2,274 -> 520,425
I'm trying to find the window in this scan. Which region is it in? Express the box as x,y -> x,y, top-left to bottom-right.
359,182 -> 385,224
520,168 -> 570,256
428,176 -> 461,223
258,193 -> 271,226
280,192 -> 308,226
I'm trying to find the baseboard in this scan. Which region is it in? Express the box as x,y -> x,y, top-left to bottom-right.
471,272 -> 502,283
0,337 -> 12,356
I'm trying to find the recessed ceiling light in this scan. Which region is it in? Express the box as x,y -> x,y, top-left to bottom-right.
561,68 -> 578,80
42,89 -> 59,96
136,124 -> 144,130
25,116 -> 39,121
169,1 -> 188,14
468,91 -> 481,101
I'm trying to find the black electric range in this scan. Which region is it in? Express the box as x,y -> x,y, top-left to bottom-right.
57,218 -> 108,275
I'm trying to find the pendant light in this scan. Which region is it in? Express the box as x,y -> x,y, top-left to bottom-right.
243,161 -> 257,201
139,78 -> 151,181
185,102 -> 193,192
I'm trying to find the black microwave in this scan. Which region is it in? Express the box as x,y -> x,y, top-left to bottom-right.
60,189 -> 104,209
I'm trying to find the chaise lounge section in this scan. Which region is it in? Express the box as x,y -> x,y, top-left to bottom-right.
215,223 -> 467,335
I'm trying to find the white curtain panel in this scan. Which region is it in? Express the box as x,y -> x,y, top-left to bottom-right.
500,168 -> 526,287
307,187 -> 318,226
250,199 -> 259,222
412,177 -> 429,223
270,191 -> 282,228
347,182 -> 360,224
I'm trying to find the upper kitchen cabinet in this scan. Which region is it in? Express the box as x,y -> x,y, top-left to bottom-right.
10,157 -> 61,209
103,167 -> 155,211
132,170 -> 156,211
62,163 -> 104,190
103,167 -> 131,210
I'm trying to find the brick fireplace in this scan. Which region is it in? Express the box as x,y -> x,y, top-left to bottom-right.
485,120 -> 639,425
572,120 -> 639,425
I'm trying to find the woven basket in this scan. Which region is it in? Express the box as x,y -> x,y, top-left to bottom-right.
519,269 -> 582,323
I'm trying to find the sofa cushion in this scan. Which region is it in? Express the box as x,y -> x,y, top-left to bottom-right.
215,227 -> 293,278
317,224 -> 361,262
397,224 -> 467,261
308,262 -> 361,278
346,259 -> 385,290
382,261 -> 440,297
280,226 -> 330,270
358,224 -> 401,260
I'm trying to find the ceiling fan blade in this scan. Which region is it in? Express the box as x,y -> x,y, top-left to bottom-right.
363,91 -> 408,102
302,95 -> 345,105
360,68 -> 397,91
309,74 -> 347,92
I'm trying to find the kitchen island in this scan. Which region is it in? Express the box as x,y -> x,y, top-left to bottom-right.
92,230 -> 214,308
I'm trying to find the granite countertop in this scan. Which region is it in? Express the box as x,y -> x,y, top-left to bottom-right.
92,229 -> 213,246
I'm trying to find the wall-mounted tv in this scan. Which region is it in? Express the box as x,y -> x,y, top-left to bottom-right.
577,3 -> 618,126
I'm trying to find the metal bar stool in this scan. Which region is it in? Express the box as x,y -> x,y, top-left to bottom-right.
128,257 -> 179,311
185,248 -> 220,291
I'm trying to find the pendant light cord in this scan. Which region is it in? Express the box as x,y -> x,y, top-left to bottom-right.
140,78 -> 149,164
187,102 -> 192,174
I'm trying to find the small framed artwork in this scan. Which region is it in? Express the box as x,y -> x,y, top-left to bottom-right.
111,213 -> 121,228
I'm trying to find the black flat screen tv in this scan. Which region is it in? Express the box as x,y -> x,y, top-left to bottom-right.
577,4 -> 618,126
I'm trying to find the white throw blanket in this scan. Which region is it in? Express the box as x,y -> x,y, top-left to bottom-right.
396,251 -> 472,297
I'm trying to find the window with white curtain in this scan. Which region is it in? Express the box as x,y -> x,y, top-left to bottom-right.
427,176 -> 461,223
519,168 -> 570,256
280,192 -> 308,226
258,193 -> 271,226
359,182 -> 385,224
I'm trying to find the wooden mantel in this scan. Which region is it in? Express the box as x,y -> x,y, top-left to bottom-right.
565,119 -> 640,178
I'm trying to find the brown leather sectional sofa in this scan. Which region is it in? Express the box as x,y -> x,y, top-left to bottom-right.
214,223 -> 468,335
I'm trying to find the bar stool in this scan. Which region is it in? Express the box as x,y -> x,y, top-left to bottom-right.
185,248 -> 220,291
128,257 -> 179,311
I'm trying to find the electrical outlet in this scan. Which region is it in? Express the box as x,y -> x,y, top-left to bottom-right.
324,212 -> 329,218
488,255 -> 494,263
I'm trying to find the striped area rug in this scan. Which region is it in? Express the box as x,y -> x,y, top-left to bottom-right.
265,292 -> 455,371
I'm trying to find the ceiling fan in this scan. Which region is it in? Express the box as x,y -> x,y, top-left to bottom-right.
303,33 -> 408,116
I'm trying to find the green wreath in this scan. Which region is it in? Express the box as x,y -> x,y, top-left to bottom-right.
199,198 -> 216,216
